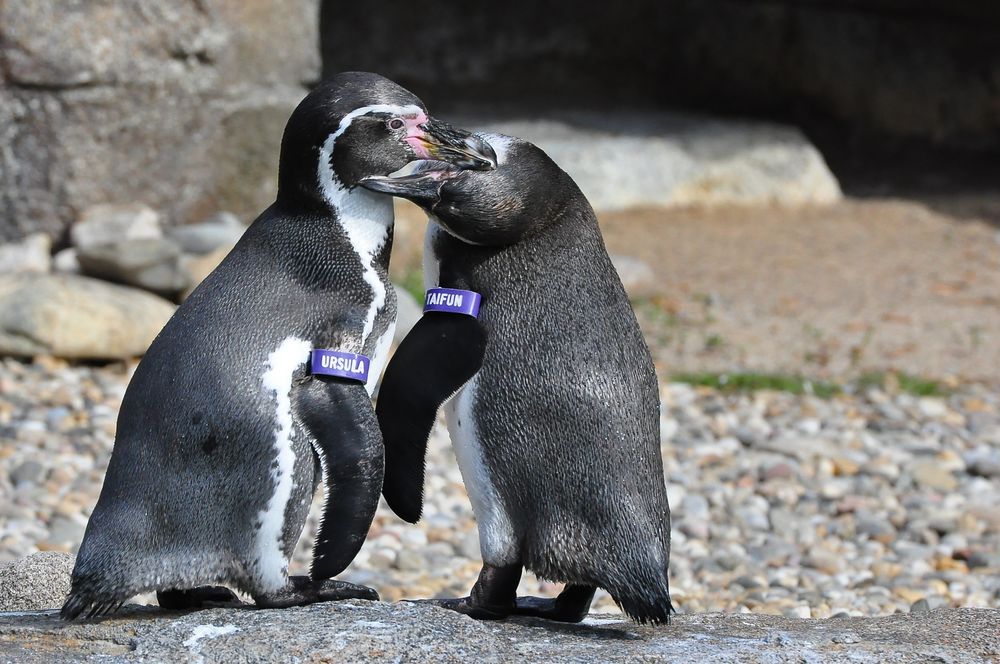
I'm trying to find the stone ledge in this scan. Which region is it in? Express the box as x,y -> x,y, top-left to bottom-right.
454,112 -> 843,212
1,603 -> 996,663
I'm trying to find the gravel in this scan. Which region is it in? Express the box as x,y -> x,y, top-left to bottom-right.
1,357 -> 998,618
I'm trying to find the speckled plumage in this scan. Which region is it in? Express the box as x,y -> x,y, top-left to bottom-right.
376,134 -> 673,623
62,72 -> 434,619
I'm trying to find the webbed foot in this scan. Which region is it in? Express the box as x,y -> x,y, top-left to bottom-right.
252,575 -> 378,609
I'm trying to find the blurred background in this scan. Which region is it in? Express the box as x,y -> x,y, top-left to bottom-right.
1,1 -> 999,619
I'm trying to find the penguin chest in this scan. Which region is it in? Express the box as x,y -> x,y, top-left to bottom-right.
444,376 -> 517,566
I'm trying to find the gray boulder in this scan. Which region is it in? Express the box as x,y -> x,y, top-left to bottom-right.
0,0 -> 319,242
0,552 -> 73,612
0,601 -> 996,662
0,234 -> 51,274
462,112 -> 842,212
0,274 -> 175,359
70,204 -> 162,251
168,212 -> 247,255
77,238 -> 190,297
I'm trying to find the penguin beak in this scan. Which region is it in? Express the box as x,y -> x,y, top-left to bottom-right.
361,121 -> 495,201
408,120 -> 497,171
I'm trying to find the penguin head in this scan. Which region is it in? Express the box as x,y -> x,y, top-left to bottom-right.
276,72 -> 496,210
361,132 -> 574,246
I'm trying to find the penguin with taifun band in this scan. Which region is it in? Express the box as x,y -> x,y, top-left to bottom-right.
362,132 -> 674,624
61,72 -> 497,620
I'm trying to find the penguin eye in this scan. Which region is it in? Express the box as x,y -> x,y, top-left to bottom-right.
388,118 -> 405,130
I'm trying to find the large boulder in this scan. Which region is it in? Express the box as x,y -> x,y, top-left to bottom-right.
77,238 -> 190,297
0,0 -> 319,242
0,274 -> 175,360
462,113 -> 842,211
0,234 -> 50,274
0,553 -> 74,612
70,204 -> 163,252
0,601 -> 997,662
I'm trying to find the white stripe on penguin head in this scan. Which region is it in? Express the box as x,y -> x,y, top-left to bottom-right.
318,103 -> 422,348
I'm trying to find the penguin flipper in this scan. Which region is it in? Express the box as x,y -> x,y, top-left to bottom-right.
296,378 -> 385,581
376,313 -> 487,523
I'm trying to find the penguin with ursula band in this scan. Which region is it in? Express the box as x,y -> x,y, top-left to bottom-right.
61,72 -> 497,620
362,132 -> 674,624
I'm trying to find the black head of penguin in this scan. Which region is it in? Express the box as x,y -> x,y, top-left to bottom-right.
361,133 -> 575,246
276,72 -> 495,211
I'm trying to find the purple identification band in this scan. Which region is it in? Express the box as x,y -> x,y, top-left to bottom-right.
423,287 -> 481,318
310,349 -> 370,383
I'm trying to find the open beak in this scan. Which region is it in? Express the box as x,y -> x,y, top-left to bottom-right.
407,119 -> 497,171
360,119 -> 496,201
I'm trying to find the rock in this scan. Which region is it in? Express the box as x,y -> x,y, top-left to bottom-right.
0,552 -> 74,611
460,112 -> 842,212
0,1 -> 319,242
70,204 -> 162,251
167,213 -> 246,255
609,254 -> 657,299
0,274 -> 175,359
180,244 -> 236,300
909,460 -> 958,492
52,248 -> 80,274
77,238 -> 189,297
967,552 -> 1000,570
1,604 -> 998,662
392,284 -> 423,346
0,234 -> 50,274
9,460 -> 44,487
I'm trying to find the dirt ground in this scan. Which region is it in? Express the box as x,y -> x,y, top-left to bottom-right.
390,197 -> 1000,384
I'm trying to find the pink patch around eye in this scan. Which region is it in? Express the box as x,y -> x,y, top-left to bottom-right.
404,112 -> 432,157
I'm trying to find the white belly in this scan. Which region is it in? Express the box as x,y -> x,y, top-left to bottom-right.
445,376 -> 517,566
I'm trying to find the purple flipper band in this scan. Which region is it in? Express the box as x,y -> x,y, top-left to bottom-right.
310,349 -> 370,383
423,287 -> 481,318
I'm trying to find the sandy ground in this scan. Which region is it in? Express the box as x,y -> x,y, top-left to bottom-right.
392,198 -> 1000,384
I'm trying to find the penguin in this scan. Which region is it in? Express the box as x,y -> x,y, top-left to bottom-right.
361,132 -> 674,624
61,72 -> 496,620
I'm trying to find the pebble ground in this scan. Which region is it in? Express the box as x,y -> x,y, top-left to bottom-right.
2,357 -> 999,618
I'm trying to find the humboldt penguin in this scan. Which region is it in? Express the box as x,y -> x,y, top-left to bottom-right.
363,132 -> 674,624
61,72 -> 495,620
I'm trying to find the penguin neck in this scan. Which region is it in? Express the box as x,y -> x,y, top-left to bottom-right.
316,168 -> 395,349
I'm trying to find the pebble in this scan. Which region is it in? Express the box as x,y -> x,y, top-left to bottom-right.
0,358 -> 998,618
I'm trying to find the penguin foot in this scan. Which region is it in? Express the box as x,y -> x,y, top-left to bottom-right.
157,586 -> 242,611
412,596 -> 512,620
511,584 -> 596,623
252,576 -> 378,609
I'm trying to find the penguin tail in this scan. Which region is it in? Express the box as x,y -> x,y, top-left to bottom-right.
60,552 -> 131,621
615,592 -> 676,626
60,585 -> 127,621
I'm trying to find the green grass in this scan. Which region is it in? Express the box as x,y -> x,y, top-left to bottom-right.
671,370 -> 949,398
671,372 -> 841,398
856,371 -> 948,397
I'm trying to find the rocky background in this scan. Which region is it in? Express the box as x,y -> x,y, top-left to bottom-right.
1,1 -> 1000,661
0,0 -> 319,242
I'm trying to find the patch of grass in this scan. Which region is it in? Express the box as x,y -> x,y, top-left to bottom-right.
671,372 -> 841,399
704,334 -> 725,351
399,268 -> 425,304
672,370 -> 949,399
856,371 -> 948,397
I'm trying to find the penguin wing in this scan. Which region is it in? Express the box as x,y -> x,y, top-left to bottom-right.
376,313 -> 486,523
295,378 -> 384,581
